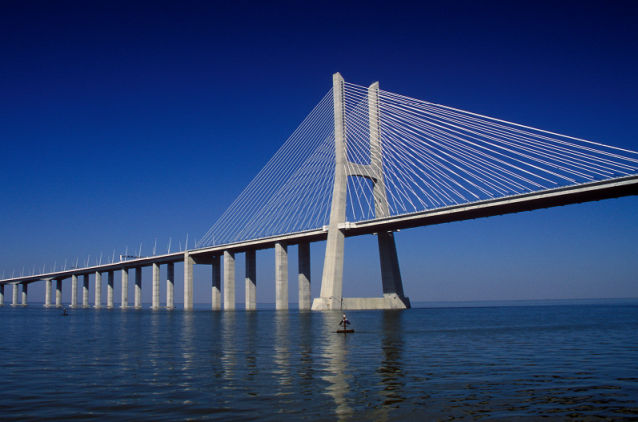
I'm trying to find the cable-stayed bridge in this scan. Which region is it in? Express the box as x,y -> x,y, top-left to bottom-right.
2,73 -> 637,310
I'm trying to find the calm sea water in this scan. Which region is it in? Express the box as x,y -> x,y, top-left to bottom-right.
1,300 -> 637,421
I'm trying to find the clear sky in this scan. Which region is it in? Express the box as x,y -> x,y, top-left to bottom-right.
1,0 -> 636,304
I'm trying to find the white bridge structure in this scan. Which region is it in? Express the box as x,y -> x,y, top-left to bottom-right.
2,73 -> 638,310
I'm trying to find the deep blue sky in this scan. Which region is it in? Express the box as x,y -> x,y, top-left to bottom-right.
1,0 -> 636,304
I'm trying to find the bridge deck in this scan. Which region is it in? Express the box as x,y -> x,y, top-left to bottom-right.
2,174 -> 637,285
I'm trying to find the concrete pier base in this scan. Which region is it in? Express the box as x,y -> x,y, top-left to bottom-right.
45,279 -> 52,307
184,252 -> 194,310
167,263 -> 174,309
275,242 -> 288,310
134,267 -> 142,308
312,295 -> 410,310
223,250 -> 235,310
121,268 -> 128,308
12,284 -> 18,306
152,263 -> 160,309
298,242 -> 311,310
56,280 -> 62,307
95,272 -> 101,308
83,274 -> 89,308
211,256 -> 220,310
71,274 -> 78,308
245,250 -> 256,310
107,271 -> 114,308
21,283 -> 28,306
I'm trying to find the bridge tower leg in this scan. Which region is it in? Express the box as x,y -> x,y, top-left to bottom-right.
0,283 -> 4,306
21,283 -> 27,306
312,73 -> 348,310
12,284 -> 18,306
312,74 -> 410,310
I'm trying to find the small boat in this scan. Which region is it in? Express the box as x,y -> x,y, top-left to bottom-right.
61,307 -> 68,316
336,313 -> 354,333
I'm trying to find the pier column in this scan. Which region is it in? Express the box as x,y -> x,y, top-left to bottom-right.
107,271 -> 114,308
0,284 -> 4,306
184,252 -> 194,310
83,274 -> 89,308
12,284 -> 18,306
245,250 -> 256,310
298,242 -> 311,310
56,280 -> 62,307
152,263 -> 160,309
94,272 -> 102,308
167,263 -> 174,309
212,256 -> 221,310
134,267 -> 142,308
45,279 -> 52,307
223,250 -> 235,310
121,268 -> 128,308
21,283 -> 28,306
275,241 -> 288,310
71,274 -> 78,308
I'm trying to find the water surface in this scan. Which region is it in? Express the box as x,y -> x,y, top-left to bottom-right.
1,300 -> 636,421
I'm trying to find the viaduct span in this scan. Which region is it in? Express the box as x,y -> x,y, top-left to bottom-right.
2,73 -> 637,310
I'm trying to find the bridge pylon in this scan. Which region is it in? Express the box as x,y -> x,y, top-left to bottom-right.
311,73 -> 410,310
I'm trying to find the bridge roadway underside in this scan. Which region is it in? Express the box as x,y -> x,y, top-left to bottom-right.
191,174 -> 638,264
345,174 -> 638,238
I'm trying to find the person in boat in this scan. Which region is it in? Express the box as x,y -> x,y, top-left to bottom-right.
339,313 -> 351,327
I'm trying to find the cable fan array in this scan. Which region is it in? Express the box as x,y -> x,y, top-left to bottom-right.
197,89 -> 336,247
344,82 -> 638,221
198,81 -> 638,248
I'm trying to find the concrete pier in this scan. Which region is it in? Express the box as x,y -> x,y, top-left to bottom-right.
0,284 -> 4,306
152,263 -> 160,309
21,283 -> 28,306
167,263 -> 174,309
275,241 -> 288,310
298,242 -> 311,310
107,271 -> 114,308
56,279 -> 62,307
224,250 -> 235,310
134,267 -> 142,308
184,251 -> 194,310
212,256 -> 221,310
83,274 -> 89,308
45,279 -> 52,307
71,274 -> 78,308
12,284 -> 18,306
245,250 -> 256,310
121,268 -> 128,308
95,271 -> 101,308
